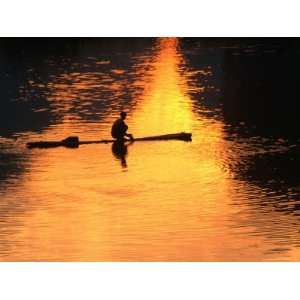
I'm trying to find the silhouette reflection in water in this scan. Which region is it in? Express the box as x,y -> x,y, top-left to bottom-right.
112,140 -> 133,168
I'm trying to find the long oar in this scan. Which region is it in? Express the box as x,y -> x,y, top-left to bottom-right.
26,132 -> 192,149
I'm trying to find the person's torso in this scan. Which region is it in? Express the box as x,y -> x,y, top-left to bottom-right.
111,118 -> 127,137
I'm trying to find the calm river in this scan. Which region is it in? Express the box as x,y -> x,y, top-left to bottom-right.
0,37 -> 300,261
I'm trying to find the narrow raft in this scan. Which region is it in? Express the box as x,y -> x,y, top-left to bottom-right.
26,132 -> 192,149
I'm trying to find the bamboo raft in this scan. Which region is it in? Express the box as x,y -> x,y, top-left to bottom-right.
26,132 -> 192,149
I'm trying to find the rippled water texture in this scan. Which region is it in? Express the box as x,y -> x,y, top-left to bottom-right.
1,38 -> 300,261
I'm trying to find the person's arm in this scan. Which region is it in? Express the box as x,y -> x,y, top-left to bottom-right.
122,121 -> 134,140
125,133 -> 134,140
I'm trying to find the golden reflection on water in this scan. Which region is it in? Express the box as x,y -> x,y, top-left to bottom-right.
1,38 -> 300,261
130,38 -> 194,135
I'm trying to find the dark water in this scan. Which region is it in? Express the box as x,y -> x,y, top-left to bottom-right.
0,37 -> 300,261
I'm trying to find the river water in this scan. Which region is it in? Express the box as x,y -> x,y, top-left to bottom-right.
0,37 -> 300,261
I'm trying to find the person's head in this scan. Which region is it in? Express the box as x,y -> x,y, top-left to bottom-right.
120,111 -> 127,120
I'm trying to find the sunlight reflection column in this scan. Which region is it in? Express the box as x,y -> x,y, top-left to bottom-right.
129,37 -> 196,136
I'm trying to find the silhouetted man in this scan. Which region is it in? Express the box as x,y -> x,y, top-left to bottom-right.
111,112 -> 134,141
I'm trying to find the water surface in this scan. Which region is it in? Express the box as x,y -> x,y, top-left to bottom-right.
1,38 -> 300,261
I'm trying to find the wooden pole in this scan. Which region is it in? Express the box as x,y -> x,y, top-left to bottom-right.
27,132 -> 192,149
